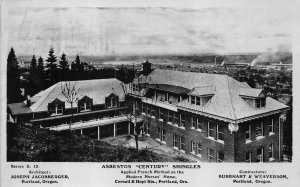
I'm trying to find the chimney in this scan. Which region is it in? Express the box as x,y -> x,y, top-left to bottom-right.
26,95 -> 31,107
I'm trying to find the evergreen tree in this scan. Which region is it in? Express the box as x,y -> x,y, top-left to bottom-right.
30,55 -> 37,72
7,48 -> 22,103
45,47 -> 58,85
59,53 -> 69,70
74,54 -> 84,72
37,56 -> 44,74
28,55 -> 39,95
71,61 -> 76,71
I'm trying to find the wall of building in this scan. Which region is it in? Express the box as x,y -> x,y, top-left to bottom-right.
141,102 -> 235,162
234,114 -> 282,162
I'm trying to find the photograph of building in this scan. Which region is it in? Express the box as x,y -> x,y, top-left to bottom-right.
7,78 -> 140,140
132,69 -> 288,162
4,1 -> 293,163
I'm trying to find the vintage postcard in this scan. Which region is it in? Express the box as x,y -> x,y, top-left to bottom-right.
1,0 -> 299,186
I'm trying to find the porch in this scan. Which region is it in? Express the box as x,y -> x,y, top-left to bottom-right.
48,115 -> 144,140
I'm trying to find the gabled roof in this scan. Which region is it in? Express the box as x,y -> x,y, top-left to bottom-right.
30,79 -> 124,112
189,86 -> 215,96
239,88 -> 263,98
138,69 -> 288,121
8,102 -> 32,115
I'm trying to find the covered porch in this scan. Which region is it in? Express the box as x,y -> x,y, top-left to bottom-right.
48,115 -> 144,140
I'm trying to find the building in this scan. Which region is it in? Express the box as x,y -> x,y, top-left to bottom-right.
131,69 -> 289,162
7,69 -> 289,162
7,78 -> 142,139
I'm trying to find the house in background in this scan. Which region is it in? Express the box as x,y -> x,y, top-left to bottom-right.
132,69 -> 289,162
7,78 -> 141,139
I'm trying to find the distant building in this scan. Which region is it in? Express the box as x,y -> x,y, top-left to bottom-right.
132,69 -> 288,162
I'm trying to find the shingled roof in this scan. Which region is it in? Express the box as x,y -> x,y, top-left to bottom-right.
139,69 -> 288,122
30,79 -> 124,112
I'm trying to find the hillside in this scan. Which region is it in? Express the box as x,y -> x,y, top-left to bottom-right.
7,123 -> 191,162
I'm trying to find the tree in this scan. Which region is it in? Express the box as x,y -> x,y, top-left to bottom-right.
30,55 -> 37,72
120,67 -> 152,150
7,47 -> 22,103
59,53 -> 69,70
37,56 -> 44,74
45,47 -> 58,85
28,55 -> 39,95
61,81 -> 80,132
58,53 -> 70,81
74,54 -> 84,72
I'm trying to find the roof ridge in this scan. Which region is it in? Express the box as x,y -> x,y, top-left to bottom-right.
30,83 -> 60,112
226,76 -> 237,120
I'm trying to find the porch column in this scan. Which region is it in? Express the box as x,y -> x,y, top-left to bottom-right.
98,126 -> 100,140
128,122 -> 130,135
114,123 -> 116,137
80,129 -> 83,136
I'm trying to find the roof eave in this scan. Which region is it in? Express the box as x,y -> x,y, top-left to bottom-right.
177,105 -> 289,124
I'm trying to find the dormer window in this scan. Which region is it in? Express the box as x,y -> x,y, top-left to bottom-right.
105,93 -> 119,108
78,96 -> 93,112
189,86 -> 215,106
256,98 -> 266,108
239,88 -> 266,109
48,99 -> 64,116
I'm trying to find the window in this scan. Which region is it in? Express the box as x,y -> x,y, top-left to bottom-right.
269,143 -> 274,161
180,136 -> 185,150
191,141 -> 196,153
191,141 -> 202,156
162,129 -> 166,142
269,118 -> 274,134
196,144 -> 202,155
158,108 -> 163,119
191,116 -> 196,129
142,103 -> 146,113
173,134 -> 184,151
256,98 -> 266,108
246,152 -> 252,162
245,124 -> 251,141
132,84 -> 137,92
191,96 -> 195,105
173,134 -> 179,148
196,97 -> 201,105
147,105 -> 151,115
208,148 -> 215,162
48,99 -> 64,115
168,111 -> 173,123
106,94 -> 118,108
144,122 -> 150,135
157,127 -> 165,141
208,122 -> 215,138
256,121 -> 264,138
174,112 -> 179,125
218,152 -> 224,162
256,147 -> 264,162
151,106 -> 156,117
49,104 -> 63,115
197,118 -> 202,130
180,114 -> 185,128
217,125 -> 224,141
157,128 -> 161,140
80,102 -> 91,111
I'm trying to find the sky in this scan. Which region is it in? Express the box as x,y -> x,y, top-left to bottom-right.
4,0 -> 294,56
